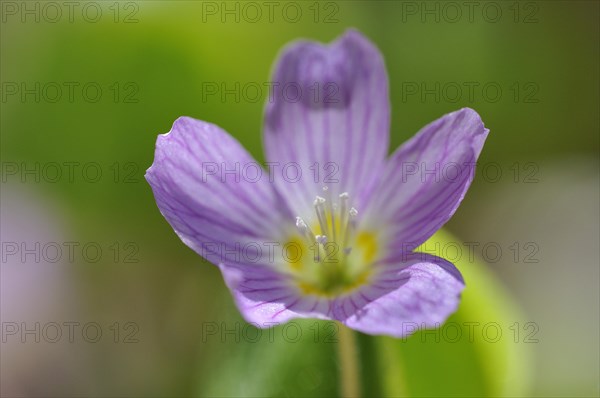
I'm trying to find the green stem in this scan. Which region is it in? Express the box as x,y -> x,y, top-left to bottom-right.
337,323 -> 361,397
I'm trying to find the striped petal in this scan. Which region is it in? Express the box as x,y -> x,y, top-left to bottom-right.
362,108 -> 489,253
220,252 -> 464,334
219,262 -> 333,325
263,29 -> 390,219
146,117 -> 293,266
335,253 -> 465,338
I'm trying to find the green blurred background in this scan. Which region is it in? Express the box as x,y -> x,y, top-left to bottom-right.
1,1 -> 598,397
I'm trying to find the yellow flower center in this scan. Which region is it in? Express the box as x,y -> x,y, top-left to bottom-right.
285,188 -> 378,297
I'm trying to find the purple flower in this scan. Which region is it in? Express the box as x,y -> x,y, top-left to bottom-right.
146,29 -> 489,338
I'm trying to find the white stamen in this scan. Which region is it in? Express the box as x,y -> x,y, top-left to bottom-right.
338,193 -> 349,247
296,216 -> 317,245
314,196 -> 329,237
295,216 -> 306,230
332,202 -> 338,236
323,187 -> 337,242
316,235 -> 328,245
342,207 -> 358,254
295,192 -> 359,265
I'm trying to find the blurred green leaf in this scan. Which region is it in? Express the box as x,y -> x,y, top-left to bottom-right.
366,229 -> 533,397
195,317 -> 339,397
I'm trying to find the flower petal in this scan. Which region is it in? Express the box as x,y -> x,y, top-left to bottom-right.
220,252 -> 463,335
219,262 -> 332,325
146,117 -> 293,266
263,29 -> 390,218
362,108 -> 489,252
336,253 -> 465,338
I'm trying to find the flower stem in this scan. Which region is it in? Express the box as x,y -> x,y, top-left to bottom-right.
337,323 -> 361,397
